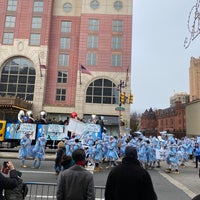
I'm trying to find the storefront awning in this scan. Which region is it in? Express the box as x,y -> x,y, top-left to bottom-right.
0,96 -> 32,111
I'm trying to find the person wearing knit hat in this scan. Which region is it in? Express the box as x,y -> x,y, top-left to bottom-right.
124,146 -> 138,159
105,146 -> 157,200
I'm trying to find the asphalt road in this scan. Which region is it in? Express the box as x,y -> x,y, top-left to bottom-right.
0,156 -> 193,200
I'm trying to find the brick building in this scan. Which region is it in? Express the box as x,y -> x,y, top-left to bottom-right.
0,0 -> 132,135
140,102 -> 186,138
140,108 -> 157,136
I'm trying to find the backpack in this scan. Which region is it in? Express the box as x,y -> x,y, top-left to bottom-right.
4,178 -> 28,200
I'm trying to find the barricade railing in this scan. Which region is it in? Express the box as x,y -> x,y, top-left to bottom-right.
25,182 -> 105,200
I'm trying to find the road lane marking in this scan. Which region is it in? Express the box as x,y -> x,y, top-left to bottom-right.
27,196 -> 103,200
20,169 -> 94,174
159,171 -> 196,199
20,170 -> 55,174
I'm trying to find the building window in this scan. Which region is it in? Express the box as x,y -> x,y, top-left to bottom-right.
5,16 -> 16,28
0,57 -> 36,101
30,33 -> 40,45
61,21 -> 71,33
88,35 -> 98,48
3,32 -> 14,44
58,54 -> 69,67
112,54 -> 122,66
87,53 -> 97,66
57,71 -> 68,83
7,0 -> 18,11
86,78 -> 119,104
33,0 -> 44,12
112,36 -> 122,49
60,38 -> 70,49
88,19 -> 99,31
112,20 -> 122,32
31,17 -> 42,29
56,88 -> 66,101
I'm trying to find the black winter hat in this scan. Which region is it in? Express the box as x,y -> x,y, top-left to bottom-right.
125,146 -> 138,160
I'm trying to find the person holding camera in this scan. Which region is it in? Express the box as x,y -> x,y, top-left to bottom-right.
0,161 -> 18,200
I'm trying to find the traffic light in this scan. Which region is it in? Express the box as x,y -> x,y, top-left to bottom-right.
129,93 -> 133,104
120,92 -> 125,104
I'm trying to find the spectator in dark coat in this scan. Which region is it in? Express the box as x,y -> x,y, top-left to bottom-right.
105,146 -> 158,200
54,141 -> 66,175
192,194 -> 200,200
0,161 -> 18,200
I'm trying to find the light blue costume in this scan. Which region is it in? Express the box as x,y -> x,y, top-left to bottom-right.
19,132 -> 32,167
165,142 -> 179,173
85,138 -> 95,166
65,141 -> 72,156
104,137 -> 119,167
32,135 -> 47,168
93,142 -> 103,164
138,141 -> 148,168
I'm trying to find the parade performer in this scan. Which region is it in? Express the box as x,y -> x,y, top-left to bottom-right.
165,142 -> 179,174
145,139 -> 156,169
137,139 -> 148,169
93,141 -> 103,172
32,134 -> 47,169
118,136 -> 128,158
177,141 -> 188,168
16,110 -> 25,131
105,136 -> 119,168
85,137 -> 95,167
26,110 -> 35,123
37,110 -> 47,124
18,110 -> 25,123
152,136 -> 162,168
96,116 -> 104,136
64,140 -> 72,156
18,132 -> 33,168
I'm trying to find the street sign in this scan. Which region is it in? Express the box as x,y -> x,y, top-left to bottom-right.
115,106 -> 125,111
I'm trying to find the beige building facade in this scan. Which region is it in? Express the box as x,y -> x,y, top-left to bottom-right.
187,57 -> 200,136
0,0 -> 133,135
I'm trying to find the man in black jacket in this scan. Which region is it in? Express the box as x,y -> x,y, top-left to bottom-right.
105,146 -> 158,200
0,161 -> 18,200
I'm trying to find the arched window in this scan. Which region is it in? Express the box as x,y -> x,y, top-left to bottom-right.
86,78 -> 119,104
0,57 -> 36,101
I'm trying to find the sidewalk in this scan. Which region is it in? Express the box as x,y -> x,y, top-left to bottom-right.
157,160 -> 200,198
0,148 -> 56,161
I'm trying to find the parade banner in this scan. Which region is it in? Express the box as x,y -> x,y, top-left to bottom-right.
5,123 -> 36,140
68,119 -> 102,140
37,124 -> 65,140
85,123 -> 102,140
67,118 -> 86,135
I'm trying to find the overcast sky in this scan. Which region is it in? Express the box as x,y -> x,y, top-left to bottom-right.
131,0 -> 200,113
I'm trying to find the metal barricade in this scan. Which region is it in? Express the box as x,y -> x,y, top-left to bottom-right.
25,182 -> 105,200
